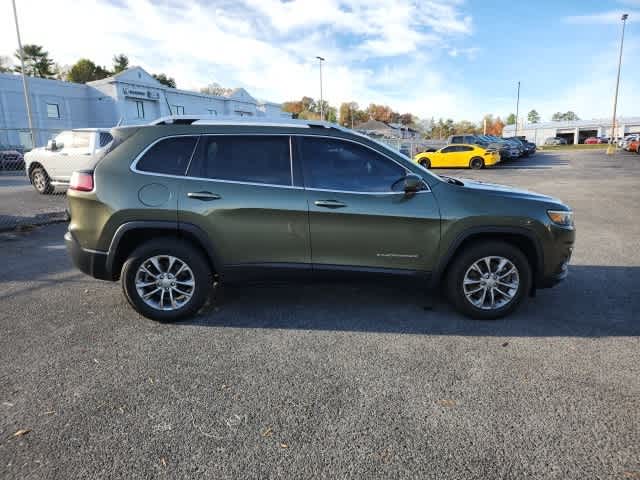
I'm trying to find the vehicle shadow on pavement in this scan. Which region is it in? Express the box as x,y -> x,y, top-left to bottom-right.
493,155 -> 570,170
182,265 -> 639,338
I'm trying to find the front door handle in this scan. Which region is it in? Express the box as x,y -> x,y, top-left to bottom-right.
187,191 -> 221,201
314,200 -> 346,209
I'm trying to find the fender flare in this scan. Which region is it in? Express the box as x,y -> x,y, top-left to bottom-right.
105,220 -> 222,277
429,225 -> 544,288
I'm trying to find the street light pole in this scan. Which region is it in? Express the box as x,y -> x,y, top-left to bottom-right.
514,81 -> 520,137
11,0 -> 36,149
607,13 -> 628,155
316,56 -> 325,121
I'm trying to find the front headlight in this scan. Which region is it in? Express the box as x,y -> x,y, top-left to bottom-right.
547,210 -> 574,226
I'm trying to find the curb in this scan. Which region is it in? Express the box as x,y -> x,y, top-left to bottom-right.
0,211 -> 69,233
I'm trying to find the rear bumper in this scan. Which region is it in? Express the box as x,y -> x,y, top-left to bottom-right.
64,231 -> 112,281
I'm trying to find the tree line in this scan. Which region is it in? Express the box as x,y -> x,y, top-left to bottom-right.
282,96 -> 582,139
0,45 -> 176,88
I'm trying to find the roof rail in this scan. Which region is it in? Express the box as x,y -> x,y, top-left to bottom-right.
148,115 -> 353,131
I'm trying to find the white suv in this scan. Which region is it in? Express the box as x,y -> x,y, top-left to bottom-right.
25,129 -> 113,194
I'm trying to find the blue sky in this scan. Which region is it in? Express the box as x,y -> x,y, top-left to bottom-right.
1,0 -> 638,122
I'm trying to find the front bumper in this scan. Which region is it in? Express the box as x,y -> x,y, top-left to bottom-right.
538,226 -> 574,289
64,231 -> 112,281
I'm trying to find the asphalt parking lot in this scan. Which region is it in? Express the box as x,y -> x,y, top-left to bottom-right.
1,150 -> 639,479
0,174 -> 67,231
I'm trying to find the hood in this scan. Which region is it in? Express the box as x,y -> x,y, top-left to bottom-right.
454,178 -> 564,204
25,147 -> 45,157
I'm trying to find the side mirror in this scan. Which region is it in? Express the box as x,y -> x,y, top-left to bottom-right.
402,173 -> 423,194
392,173 -> 424,195
46,139 -> 57,151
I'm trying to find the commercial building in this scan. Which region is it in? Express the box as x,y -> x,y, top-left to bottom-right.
502,117 -> 640,145
0,67 -> 288,148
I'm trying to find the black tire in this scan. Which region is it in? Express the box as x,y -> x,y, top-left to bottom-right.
31,167 -> 54,194
445,241 -> 532,320
419,158 -> 431,169
121,239 -> 213,322
469,157 -> 484,169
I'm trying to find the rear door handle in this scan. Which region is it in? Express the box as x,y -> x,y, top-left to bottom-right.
187,191 -> 221,201
314,200 -> 346,209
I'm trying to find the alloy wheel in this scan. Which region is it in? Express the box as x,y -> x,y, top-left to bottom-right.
463,256 -> 520,310
135,255 -> 195,311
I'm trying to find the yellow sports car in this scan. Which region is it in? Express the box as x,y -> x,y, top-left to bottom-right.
414,144 -> 500,169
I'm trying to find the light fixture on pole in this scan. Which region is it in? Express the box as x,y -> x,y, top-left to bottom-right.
607,13 -> 629,155
11,0 -> 36,149
316,56 -> 325,121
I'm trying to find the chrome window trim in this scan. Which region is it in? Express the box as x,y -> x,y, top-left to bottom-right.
130,133 -> 431,193
305,187 -> 430,196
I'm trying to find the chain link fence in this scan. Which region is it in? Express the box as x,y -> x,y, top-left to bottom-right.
374,137 -> 446,158
0,128 -> 68,232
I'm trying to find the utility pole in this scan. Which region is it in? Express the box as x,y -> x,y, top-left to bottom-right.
316,56 -> 325,121
12,0 -> 36,148
607,13 -> 629,155
514,81 -> 520,137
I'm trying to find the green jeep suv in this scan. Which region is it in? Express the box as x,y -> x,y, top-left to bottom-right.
64,118 -> 575,321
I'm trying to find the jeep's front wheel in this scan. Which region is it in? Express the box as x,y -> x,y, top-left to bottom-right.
445,241 -> 531,320
121,239 -> 212,322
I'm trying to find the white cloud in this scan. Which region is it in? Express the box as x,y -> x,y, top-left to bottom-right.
0,0 -> 477,120
565,10 -> 637,24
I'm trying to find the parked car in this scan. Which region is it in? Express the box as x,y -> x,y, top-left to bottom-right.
414,144 -> 500,169
628,139 -> 640,153
65,117 -> 575,322
483,136 -> 521,159
24,128 -> 114,194
584,137 -> 600,144
505,137 -> 536,156
621,134 -> 640,150
0,148 -> 25,171
545,137 -> 568,146
618,134 -> 638,148
447,134 -> 480,145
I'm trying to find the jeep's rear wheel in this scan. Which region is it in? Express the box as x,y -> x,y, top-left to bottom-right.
445,241 -> 531,320
31,167 -> 54,194
121,239 -> 212,322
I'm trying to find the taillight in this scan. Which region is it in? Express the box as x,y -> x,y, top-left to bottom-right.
69,171 -> 94,192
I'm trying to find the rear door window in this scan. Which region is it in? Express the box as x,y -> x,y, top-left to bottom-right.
188,135 -> 292,186
136,136 -> 198,176
71,132 -> 92,149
